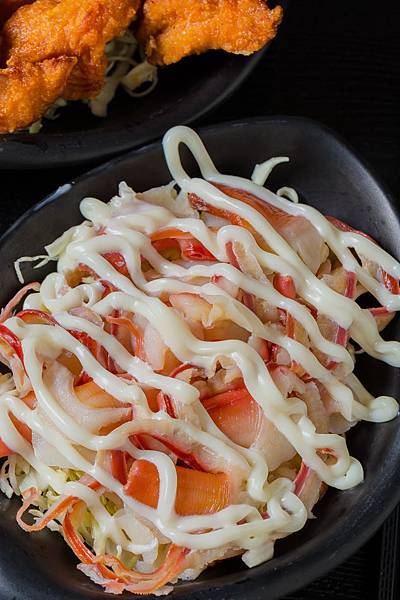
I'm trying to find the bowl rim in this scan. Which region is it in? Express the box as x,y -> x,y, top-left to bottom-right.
0,50 -> 267,170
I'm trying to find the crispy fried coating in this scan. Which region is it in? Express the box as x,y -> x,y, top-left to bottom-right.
0,0 -> 138,131
137,0 -> 283,66
2,0 -> 138,64
0,0 -> 283,132
2,0 -> 138,100
0,0 -> 34,63
0,57 -> 76,133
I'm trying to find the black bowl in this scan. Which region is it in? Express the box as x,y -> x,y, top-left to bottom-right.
0,116 -> 399,600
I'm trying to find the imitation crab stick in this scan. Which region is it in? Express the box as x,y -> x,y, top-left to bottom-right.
273,274 -> 296,299
105,315 -> 145,359
110,450 -> 129,485
380,269 -> 400,295
75,381 -> 132,434
63,500 -> 188,595
203,388 -> 262,448
151,228 -> 216,261
327,215 -> 400,295
0,438 -> 12,458
124,459 -> 231,515
189,185 -> 296,249
225,241 -> 256,311
0,323 -> 25,364
0,382 -> 130,458
102,252 -> 130,277
151,228 -> 192,243
192,185 -> 326,272
75,381 -> 122,409
190,193 -> 248,228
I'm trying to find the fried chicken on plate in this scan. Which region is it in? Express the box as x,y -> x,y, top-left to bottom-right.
0,0 -> 282,133
138,0 -> 283,65
0,58 -> 76,133
1,0 -> 139,99
0,0 -> 138,132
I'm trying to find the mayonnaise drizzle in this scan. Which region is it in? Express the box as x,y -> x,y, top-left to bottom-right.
1,126 -> 399,563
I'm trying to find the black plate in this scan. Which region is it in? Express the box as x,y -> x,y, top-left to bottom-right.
0,40 -> 274,171
0,116 -> 399,600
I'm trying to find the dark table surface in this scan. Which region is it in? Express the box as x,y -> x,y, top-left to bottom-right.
1,0 -> 400,598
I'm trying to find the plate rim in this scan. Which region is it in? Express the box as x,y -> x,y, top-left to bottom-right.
0,114 -> 399,600
0,50 -> 266,170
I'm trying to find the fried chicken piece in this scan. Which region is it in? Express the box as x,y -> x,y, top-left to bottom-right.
1,0 -> 138,100
0,0 -> 35,64
137,0 -> 283,66
64,0 -> 140,100
0,57 -> 76,133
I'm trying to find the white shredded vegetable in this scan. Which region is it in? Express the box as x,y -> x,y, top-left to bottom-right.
14,255 -> 57,284
28,31 -> 158,131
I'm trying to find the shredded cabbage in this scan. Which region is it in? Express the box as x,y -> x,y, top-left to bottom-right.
89,30 -> 157,117
28,31 -> 157,132
0,458 -> 143,570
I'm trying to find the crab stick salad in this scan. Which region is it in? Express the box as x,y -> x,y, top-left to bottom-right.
0,126 -> 399,595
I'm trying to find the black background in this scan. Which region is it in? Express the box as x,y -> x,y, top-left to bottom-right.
1,0 -> 399,598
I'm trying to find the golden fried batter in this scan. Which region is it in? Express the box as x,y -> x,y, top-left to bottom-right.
2,0 -> 138,99
137,0 -> 283,66
0,0 -> 283,132
0,58 -> 76,133
0,0 -> 34,63
0,0 -> 138,132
